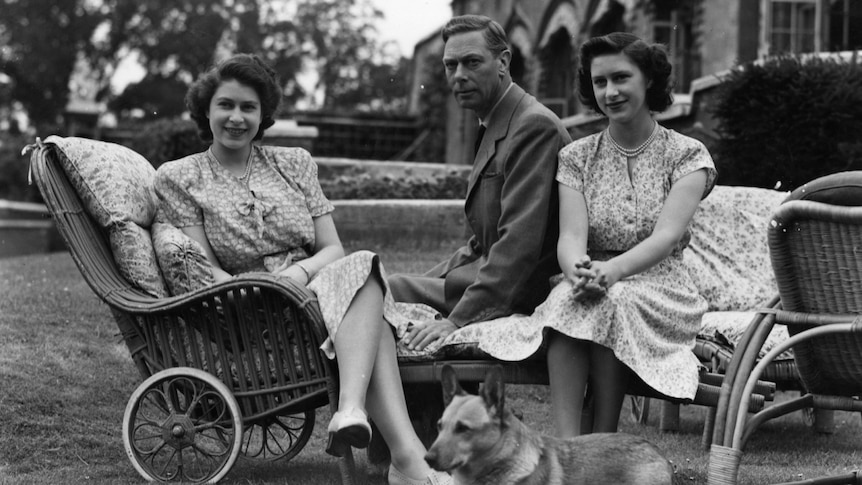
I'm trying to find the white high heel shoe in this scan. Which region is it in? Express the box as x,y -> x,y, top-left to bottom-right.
325,408 -> 371,457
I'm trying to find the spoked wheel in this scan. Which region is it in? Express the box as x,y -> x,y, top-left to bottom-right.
123,368 -> 243,483
240,410 -> 315,462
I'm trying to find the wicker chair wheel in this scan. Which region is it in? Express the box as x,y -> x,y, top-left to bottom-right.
240,411 -> 315,462
122,368 -> 243,484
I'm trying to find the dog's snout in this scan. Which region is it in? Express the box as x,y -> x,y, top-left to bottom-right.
424,448 -> 441,470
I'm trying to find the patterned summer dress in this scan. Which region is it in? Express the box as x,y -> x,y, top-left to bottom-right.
154,145 -> 434,358
464,126 -> 717,399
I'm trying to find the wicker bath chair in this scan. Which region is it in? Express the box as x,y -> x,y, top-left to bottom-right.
708,172 -> 862,485
29,140 -> 357,484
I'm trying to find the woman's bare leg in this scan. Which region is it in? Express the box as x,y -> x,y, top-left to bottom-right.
589,344 -> 630,433
333,275 -> 432,478
547,331 -> 590,438
332,276 -> 385,412
365,324 -> 434,479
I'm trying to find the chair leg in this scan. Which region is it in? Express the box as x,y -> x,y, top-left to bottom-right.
337,449 -> 358,485
702,406 -> 717,450
809,408 -> 835,434
660,402 -> 680,432
707,445 -> 742,485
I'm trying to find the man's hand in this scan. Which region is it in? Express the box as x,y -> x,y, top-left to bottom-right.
402,318 -> 457,351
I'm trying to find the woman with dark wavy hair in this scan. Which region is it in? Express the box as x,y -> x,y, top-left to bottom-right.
155,53 -> 450,485
469,32 -> 717,437
547,32 -> 716,436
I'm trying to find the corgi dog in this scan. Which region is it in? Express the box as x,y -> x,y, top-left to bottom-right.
424,365 -> 673,485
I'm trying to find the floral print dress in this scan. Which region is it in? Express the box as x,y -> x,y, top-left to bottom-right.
155,145 -> 433,358
470,126 -> 717,399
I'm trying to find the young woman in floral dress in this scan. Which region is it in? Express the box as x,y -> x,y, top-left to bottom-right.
471,32 -> 716,437
154,53 -> 449,485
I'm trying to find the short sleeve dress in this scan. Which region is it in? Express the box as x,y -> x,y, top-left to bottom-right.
154,145 -> 435,358
470,125 -> 717,400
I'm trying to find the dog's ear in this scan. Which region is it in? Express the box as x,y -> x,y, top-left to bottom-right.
480,365 -> 505,419
440,365 -> 464,407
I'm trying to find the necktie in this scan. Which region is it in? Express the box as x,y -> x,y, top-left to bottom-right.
474,124 -> 486,157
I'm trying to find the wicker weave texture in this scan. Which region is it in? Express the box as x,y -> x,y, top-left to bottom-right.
30,143 -> 340,439
769,200 -> 862,396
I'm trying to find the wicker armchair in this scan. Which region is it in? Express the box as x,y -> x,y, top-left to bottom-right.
708,172 -> 862,485
29,140 -> 358,484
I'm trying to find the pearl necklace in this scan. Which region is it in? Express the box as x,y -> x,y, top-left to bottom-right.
238,147 -> 254,181
607,122 -> 659,158
210,147 -> 253,181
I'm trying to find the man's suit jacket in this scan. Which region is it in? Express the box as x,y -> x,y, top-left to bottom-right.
424,83 -> 572,326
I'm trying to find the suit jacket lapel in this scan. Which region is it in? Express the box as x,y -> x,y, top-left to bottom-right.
466,84 -> 526,197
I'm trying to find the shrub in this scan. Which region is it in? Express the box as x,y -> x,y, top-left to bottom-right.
711,54 -> 862,190
121,117 -> 207,169
320,172 -> 467,200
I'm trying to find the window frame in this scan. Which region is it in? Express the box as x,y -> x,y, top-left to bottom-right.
760,0 -> 824,56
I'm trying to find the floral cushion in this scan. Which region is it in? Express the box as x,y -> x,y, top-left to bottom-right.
109,222 -> 168,298
684,185 -> 788,312
45,135 -> 158,227
45,135 -> 166,298
152,222 -> 214,296
396,186 -> 794,363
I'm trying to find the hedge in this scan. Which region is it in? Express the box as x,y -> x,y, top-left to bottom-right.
121,118 -> 207,169
319,173 -> 466,200
711,54 -> 862,190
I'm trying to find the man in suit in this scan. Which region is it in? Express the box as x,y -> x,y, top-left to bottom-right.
389,14 -> 572,350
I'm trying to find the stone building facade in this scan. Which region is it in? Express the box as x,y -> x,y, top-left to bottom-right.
408,0 -> 861,165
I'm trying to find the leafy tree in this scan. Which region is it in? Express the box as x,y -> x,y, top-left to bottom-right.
413,48 -> 448,163
108,74 -> 188,119
0,0 -> 102,129
324,42 -> 410,113
92,0 -> 259,88
0,0 -> 405,129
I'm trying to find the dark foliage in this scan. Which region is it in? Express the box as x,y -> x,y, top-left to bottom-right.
108,75 -> 189,120
319,173 -> 466,200
711,54 -> 862,190
411,48 -> 449,163
0,133 -> 41,202
121,118 -> 207,168
0,1 -> 102,129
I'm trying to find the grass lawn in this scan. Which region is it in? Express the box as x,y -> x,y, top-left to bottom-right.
1,240 -> 860,485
